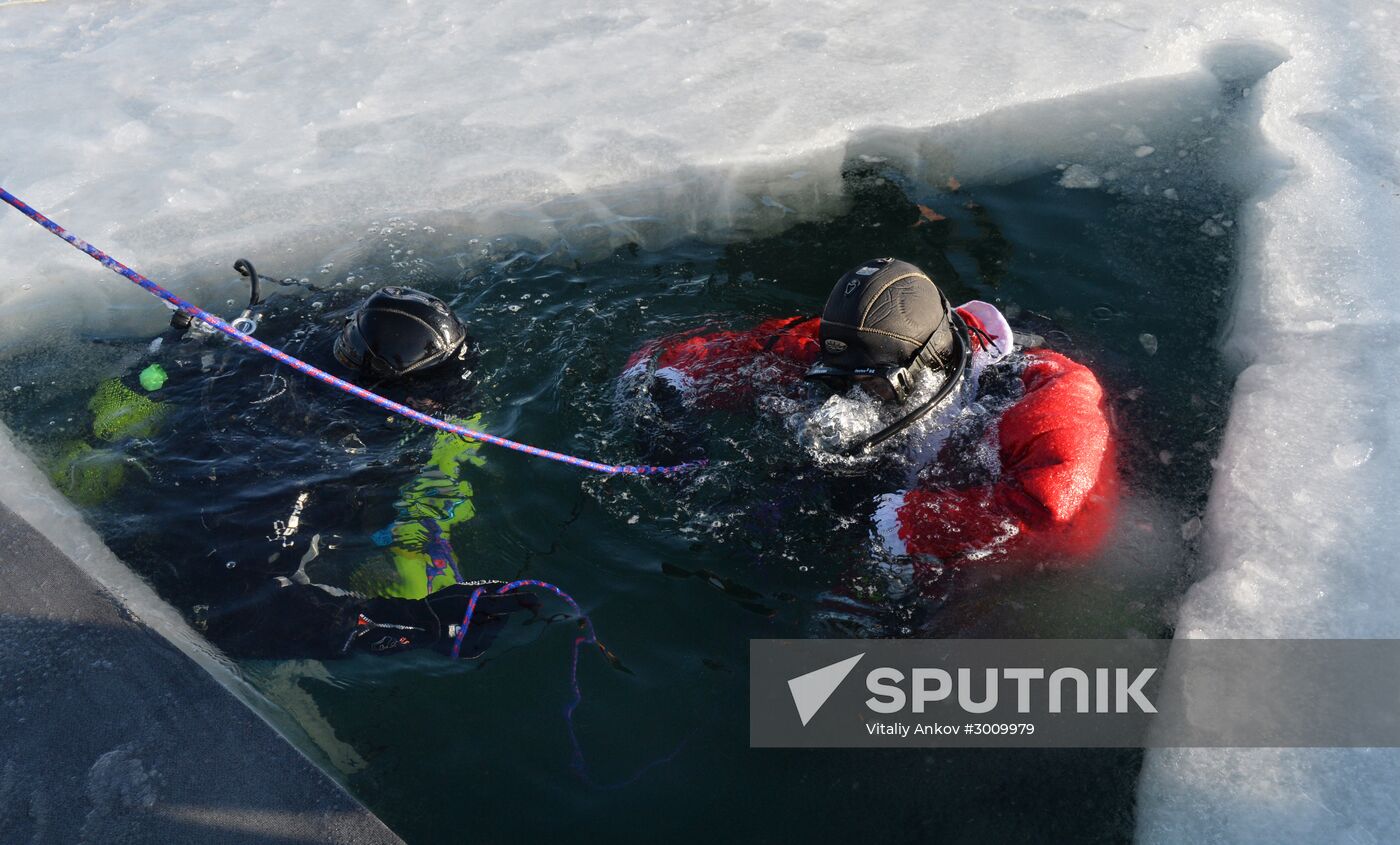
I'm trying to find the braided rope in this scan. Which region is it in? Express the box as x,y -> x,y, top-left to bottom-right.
451,578 -> 604,773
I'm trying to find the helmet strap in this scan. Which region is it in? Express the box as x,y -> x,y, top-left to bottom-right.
841,310 -> 972,456
875,289 -> 955,404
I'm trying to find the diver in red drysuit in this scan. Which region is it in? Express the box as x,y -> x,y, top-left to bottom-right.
621,257 -> 1118,579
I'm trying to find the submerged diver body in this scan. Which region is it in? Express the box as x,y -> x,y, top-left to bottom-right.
622,258 -> 1119,589
51,265 -> 533,659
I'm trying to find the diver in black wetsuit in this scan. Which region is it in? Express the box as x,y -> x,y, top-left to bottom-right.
199,278 -> 535,659
57,262 -> 533,659
204,278 -> 537,660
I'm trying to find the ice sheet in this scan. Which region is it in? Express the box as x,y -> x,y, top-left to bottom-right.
0,0 -> 1213,342
4,1 -> 1400,841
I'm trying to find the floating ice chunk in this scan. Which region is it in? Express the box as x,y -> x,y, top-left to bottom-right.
1163,188 -> 1179,200
1180,517 -> 1203,541
1134,145 -> 1156,157
1139,333 -> 1158,355
1123,125 -> 1149,145
1200,219 -> 1227,237
1058,164 -> 1102,189
1331,440 -> 1373,468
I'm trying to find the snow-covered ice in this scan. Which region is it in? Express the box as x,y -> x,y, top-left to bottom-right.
3,1 -> 1400,842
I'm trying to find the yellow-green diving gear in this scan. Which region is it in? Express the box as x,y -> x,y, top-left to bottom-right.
49,375 -> 169,504
88,376 -> 167,442
355,415 -> 486,599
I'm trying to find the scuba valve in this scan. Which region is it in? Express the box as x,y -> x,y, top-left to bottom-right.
230,258 -> 262,334
169,258 -> 266,337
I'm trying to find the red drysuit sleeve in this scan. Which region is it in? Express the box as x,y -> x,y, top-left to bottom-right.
878,349 -> 1118,565
622,316 -> 821,409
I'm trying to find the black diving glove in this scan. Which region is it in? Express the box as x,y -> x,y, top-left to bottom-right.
632,377 -> 706,465
198,577 -> 364,660
352,582 -> 542,658
197,579 -> 540,660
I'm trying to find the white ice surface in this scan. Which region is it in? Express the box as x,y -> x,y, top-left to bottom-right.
3,2 -> 1400,842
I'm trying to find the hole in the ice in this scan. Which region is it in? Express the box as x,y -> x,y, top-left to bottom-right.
0,42 -> 1286,844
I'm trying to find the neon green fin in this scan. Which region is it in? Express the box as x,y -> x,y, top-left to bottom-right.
50,440 -> 126,506
89,377 -> 166,442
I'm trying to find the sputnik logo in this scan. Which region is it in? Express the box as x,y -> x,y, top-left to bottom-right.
787,653 -> 865,726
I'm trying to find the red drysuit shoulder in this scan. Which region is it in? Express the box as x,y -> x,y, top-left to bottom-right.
878,347 -> 1118,565
999,349 -> 1113,527
623,316 -> 819,408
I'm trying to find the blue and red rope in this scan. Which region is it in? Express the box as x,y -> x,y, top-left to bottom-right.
452,578 -> 613,775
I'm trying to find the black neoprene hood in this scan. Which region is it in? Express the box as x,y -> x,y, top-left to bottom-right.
334,286 -> 469,381
812,258 -> 958,376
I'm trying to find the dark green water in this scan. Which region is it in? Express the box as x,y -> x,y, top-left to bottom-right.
1,161 -> 1239,843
